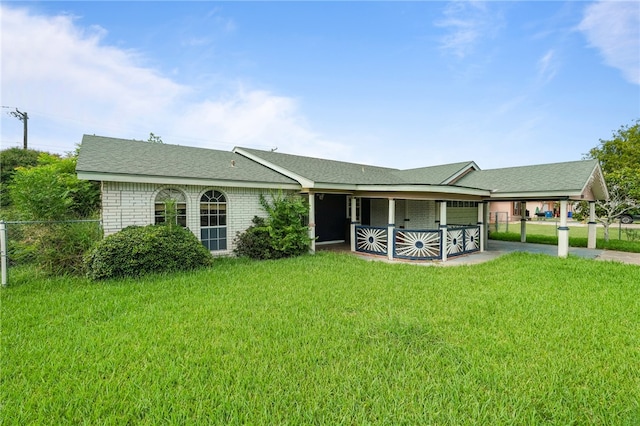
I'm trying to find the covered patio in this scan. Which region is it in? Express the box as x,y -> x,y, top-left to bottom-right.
306,160 -> 608,263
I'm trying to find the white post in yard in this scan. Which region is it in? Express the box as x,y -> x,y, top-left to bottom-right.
440,201 -> 448,262
308,193 -> 316,254
520,201 -> 527,243
387,198 -> 395,260
477,202 -> 485,252
0,220 -> 9,287
350,196 -> 358,252
558,199 -> 569,258
1,221 -> 7,287
587,201 -> 597,249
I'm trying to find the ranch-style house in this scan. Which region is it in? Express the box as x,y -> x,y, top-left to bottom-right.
76,135 -> 608,262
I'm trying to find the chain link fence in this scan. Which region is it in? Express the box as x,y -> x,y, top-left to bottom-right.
1,219 -> 102,286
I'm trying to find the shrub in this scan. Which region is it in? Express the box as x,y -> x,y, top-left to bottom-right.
234,193 -> 312,260
234,216 -> 280,260
84,224 -> 214,280
8,221 -> 102,276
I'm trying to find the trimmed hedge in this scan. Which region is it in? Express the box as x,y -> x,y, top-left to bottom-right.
84,225 -> 214,280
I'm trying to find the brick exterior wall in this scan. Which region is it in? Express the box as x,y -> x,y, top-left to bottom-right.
101,181 -> 293,254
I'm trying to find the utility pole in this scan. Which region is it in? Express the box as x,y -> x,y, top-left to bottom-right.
9,109 -> 28,150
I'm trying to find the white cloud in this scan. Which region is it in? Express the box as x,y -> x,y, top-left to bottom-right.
435,1 -> 502,59
537,49 -> 557,84
578,1 -> 640,85
0,5 -> 350,160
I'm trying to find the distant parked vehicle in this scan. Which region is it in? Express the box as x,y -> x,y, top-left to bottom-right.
618,213 -> 640,224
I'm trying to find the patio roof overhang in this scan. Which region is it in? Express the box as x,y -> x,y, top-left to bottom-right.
301,183 -> 490,198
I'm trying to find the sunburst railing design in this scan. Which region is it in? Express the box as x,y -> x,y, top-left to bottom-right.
465,226 -> 480,252
447,228 -> 464,255
355,226 -> 388,255
394,230 -> 441,260
447,225 -> 480,257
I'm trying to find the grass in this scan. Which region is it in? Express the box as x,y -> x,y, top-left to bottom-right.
2,252 -> 640,424
490,223 -> 640,253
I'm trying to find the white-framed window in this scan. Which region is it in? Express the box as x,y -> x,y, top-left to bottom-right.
154,189 -> 187,227
346,196 -> 361,220
200,190 -> 227,251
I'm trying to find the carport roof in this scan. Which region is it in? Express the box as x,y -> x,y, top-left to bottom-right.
455,159 -> 608,200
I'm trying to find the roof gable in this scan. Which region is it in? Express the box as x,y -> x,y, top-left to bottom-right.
393,161 -> 479,185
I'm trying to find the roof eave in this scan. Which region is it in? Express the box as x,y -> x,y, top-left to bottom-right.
355,184 -> 490,196
488,190 -> 585,200
77,171 -> 302,190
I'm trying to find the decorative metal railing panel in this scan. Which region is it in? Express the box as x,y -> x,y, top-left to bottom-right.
355,225 -> 479,261
447,225 -> 480,257
355,226 -> 388,255
394,229 -> 442,260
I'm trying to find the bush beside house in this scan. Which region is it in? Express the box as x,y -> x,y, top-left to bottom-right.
84,224 -> 214,280
234,194 -> 312,260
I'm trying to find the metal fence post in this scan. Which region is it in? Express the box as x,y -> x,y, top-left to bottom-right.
1,221 -> 8,287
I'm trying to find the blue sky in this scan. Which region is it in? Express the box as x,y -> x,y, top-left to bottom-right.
1,1 -> 638,169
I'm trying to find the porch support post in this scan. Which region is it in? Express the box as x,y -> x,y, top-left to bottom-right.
388,198 -> 395,260
558,199 -> 569,258
350,196 -> 358,252
587,201 -> 597,249
308,193 -> 316,254
440,201 -> 448,262
477,202 -> 485,252
520,201 -> 527,243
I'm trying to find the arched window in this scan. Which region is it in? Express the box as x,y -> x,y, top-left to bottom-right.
200,190 -> 227,251
154,189 -> 187,227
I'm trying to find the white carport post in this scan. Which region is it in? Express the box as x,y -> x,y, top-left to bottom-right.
440,201 -> 448,262
587,201 -> 597,249
308,193 -> 316,254
520,201 -> 527,243
477,202 -> 485,252
387,198 -> 396,260
350,196 -> 358,252
558,199 -> 569,258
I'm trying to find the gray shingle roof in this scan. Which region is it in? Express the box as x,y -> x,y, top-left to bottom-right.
392,162 -> 476,185
456,159 -> 600,193
236,147 -> 405,184
77,135 -> 605,199
236,147 -> 474,185
77,135 -> 298,185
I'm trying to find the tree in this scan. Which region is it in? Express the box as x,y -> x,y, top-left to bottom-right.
584,119 -> 640,241
8,153 -> 100,220
0,147 -> 43,207
6,153 -> 102,275
147,132 -> 164,144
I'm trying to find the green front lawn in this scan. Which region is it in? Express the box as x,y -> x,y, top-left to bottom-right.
2,253 -> 639,424
490,223 -> 640,253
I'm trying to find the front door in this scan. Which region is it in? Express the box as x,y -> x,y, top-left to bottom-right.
315,194 -> 348,243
